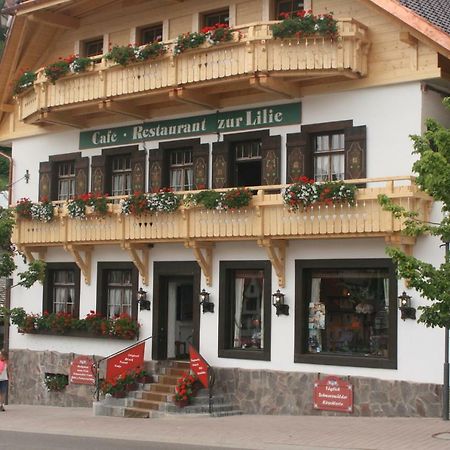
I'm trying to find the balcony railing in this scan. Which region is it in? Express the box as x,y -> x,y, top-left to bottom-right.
13,177 -> 431,284
17,19 -> 369,124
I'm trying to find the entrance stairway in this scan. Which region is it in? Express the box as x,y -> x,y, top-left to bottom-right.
93,360 -> 243,419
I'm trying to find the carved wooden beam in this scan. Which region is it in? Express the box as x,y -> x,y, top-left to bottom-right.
0,104 -> 15,113
28,11 -> 80,29
385,234 -> 416,256
65,245 -> 92,284
39,110 -> 87,129
258,239 -> 287,288
169,87 -> 219,110
18,246 -> 47,263
122,243 -> 149,286
250,74 -> 300,99
99,100 -> 149,120
185,241 -> 213,286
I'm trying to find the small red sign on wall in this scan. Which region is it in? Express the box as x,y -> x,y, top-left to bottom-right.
189,345 -> 209,388
70,356 -> 96,385
313,375 -> 353,413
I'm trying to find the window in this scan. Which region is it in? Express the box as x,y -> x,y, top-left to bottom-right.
295,259 -> 397,369
140,24 -> 163,45
57,161 -> 75,201
203,9 -> 229,27
84,37 -> 104,57
43,263 -> 80,317
313,132 -> 345,181
97,262 -> 138,320
169,148 -> 193,191
275,0 -> 304,18
234,140 -> 262,187
111,154 -> 132,196
219,261 -> 271,361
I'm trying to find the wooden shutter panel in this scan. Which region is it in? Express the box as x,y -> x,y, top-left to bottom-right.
212,141 -> 228,189
75,157 -> 89,196
91,155 -> 107,195
131,150 -> 146,193
148,149 -> 164,192
261,135 -> 281,185
39,161 -> 54,201
286,132 -> 312,183
344,125 -> 366,180
192,143 -> 209,190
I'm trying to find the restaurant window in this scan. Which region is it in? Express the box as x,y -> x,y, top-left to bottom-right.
219,261 -> 271,361
234,140 -> 262,187
275,0 -> 304,18
139,24 -> 163,45
295,259 -> 397,369
43,263 -> 80,317
313,132 -> 345,181
84,37 -> 104,57
202,9 -> 229,27
111,154 -> 132,196
169,148 -> 194,191
97,263 -> 138,320
57,160 -> 76,201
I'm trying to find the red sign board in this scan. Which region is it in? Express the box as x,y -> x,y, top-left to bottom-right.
105,342 -> 145,383
70,356 -> 96,385
189,345 -> 209,388
313,376 -> 353,413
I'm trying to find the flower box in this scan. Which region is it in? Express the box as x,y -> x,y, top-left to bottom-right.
17,328 -> 137,340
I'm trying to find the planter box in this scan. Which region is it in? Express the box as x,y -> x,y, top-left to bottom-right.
18,328 -> 137,340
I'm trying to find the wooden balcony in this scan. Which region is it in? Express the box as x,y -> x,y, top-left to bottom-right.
12,177 -> 431,287
17,20 -> 369,127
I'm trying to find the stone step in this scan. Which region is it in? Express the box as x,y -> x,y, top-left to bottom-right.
211,410 -> 244,418
190,394 -> 225,406
166,367 -> 188,377
132,399 -> 164,411
149,383 -> 175,394
140,391 -> 171,402
158,374 -> 179,385
165,402 -> 236,415
123,407 -> 150,418
171,361 -> 191,369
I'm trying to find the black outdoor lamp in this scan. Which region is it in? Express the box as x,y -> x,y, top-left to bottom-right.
272,289 -> 289,316
137,287 -> 151,311
398,291 -> 416,321
199,288 -> 214,313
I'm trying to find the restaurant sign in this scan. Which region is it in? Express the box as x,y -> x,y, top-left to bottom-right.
79,103 -> 301,149
313,376 -> 353,413
69,356 -> 96,385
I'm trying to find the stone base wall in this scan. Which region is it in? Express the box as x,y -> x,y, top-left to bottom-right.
9,350 -> 96,407
213,367 -> 443,417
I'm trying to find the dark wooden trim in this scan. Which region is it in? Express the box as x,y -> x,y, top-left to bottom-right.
218,260 -> 272,362
222,129 -> 270,144
101,145 -> 139,157
301,120 -> 353,134
96,262 -> 138,320
158,138 -> 201,151
294,258 -> 397,370
48,152 -> 82,163
152,261 -> 201,361
43,263 -> 81,318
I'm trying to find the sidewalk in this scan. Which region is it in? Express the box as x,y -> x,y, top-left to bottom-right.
0,405 -> 450,450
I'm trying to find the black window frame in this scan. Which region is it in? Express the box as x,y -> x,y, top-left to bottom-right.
312,131 -> 345,182
294,258 -> 398,369
218,260 -> 272,361
139,23 -> 163,45
83,37 -> 104,57
202,8 -> 230,28
96,262 -> 139,321
43,263 -> 81,318
275,0 -> 305,19
56,160 -> 76,201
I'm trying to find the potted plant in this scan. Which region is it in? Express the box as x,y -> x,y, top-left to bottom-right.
173,372 -> 198,407
15,198 -> 33,219
44,373 -> 68,392
13,70 -> 37,94
105,45 -> 138,66
136,369 -> 153,384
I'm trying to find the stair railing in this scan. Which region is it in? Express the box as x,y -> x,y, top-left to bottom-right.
94,335 -> 155,401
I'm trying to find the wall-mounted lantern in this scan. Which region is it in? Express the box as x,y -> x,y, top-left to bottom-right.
137,287 -> 151,311
272,289 -> 289,316
199,288 -> 214,313
398,291 -> 416,321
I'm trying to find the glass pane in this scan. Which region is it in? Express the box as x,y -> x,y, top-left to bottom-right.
314,155 -> 329,182
141,25 -> 163,44
232,271 -> 264,350
315,135 -> 329,153
331,154 -> 345,181
306,268 -> 390,358
331,133 -> 345,150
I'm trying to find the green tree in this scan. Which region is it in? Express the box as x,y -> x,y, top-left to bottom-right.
379,97 -> 450,328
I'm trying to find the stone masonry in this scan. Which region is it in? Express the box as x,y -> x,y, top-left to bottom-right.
213,367 -> 443,418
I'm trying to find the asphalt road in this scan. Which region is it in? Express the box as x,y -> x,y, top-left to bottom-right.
0,431 -> 254,450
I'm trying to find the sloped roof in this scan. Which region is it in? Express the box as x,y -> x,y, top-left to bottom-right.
400,0 -> 450,35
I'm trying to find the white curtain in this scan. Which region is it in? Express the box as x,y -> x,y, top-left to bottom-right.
233,278 -> 245,348
311,278 -> 321,303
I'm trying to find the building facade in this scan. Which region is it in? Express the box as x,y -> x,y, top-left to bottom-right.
0,0 -> 449,416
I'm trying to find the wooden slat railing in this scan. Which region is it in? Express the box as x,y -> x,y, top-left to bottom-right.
12,177 -> 431,249
17,19 -> 369,122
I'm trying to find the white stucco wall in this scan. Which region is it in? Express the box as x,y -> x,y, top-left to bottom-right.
9,81 -> 447,385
